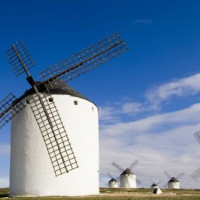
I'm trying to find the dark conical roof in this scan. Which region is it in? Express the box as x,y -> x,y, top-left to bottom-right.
109,178 -> 117,183
151,183 -> 157,187
168,177 -> 179,183
17,79 -> 90,102
121,168 -> 134,175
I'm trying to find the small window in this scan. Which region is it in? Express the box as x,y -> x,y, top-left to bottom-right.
92,107 -> 94,111
49,97 -> 54,102
26,99 -> 30,104
74,100 -> 78,105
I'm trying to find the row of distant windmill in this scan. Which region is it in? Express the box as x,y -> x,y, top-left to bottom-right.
106,161 -> 184,189
105,125 -> 200,190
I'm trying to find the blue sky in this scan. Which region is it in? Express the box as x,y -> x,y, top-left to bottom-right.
1,0 -> 200,188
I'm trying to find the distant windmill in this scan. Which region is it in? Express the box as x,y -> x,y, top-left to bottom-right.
112,160 -> 141,188
107,173 -> 119,188
163,172 -> 184,189
0,33 -> 128,196
150,180 -> 162,189
152,185 -> 162,195
151,180 -> 163,195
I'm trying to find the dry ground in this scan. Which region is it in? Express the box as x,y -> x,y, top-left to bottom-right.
1,187 -> 200,199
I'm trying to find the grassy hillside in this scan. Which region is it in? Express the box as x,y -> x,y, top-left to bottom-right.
0,187 -> 200,199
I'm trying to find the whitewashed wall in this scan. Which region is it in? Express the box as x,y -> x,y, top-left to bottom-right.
108,180 -> 118,188
168,181 -> 180,189
10,94 -> 99,196
120,174 -> 136,188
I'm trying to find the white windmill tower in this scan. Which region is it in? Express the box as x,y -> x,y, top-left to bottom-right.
112,161 -> 141,188
0,33 -> 128,197
107,173 -> 119,188
164,172 -> 184,189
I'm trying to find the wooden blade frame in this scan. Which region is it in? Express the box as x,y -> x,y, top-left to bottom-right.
194,130 -> 200,143
0,93 -> 25,129
28,93 -> 78,176
164,171 -> 171,178
107,172 -> 114,179
5,40 -> 36,76
112,162 -> 124,172
38,33 -> 128,87
176,173 -> 184,180
191,168 -> 200,181
129,160 -> 139,171
156,180 -> 162,185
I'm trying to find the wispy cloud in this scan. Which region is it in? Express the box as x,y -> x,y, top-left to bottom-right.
99,101 -> 157,124
132,19 -> 153,25
99,102 -> 143,124
146,73 -> 200,105
121,102 -> 143,114
101,103 -> 200,136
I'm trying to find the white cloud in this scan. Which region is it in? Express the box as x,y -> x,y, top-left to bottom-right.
121,102 -> 143,114
99,106 -> 120,123
101,103 -> 200,135
99,101 -> 157,124
0,177 -> 9,187
146,73 -> 200,105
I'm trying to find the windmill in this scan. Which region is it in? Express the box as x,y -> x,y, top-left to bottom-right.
151,180 -> 163,195
0,33 -> 128,196
107,172 -> 119,188
150,180 -> 162,189
112,160 -> 141,188
163,172 -> 184,189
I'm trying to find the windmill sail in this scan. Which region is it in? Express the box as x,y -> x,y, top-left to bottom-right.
176,173 -> 184,180
5,40 -> 36,77
38,33 -> 128,88
28,93 -> 78,176
191,168 -> 200,180
0,93 -> 25,129
112,162 -> 124,172
107,172 -> 114,179
164,171 -> 171,178
194,130 -> 200,143
129,160 -> 139,171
